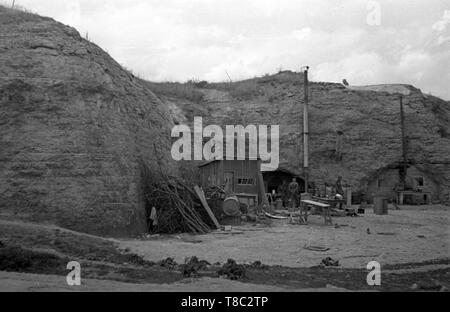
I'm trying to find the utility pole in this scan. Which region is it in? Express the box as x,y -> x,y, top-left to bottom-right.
12,0 -> 15,9
399,95 -> 407,189
225,71 -> 233,83
303,66 -> 310,193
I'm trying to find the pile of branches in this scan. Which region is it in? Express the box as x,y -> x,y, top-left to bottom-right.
142,166 -> 211,234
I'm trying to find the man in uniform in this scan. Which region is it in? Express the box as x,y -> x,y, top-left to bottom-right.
288,178 -> 300,209
277,180 -> 288,208
335,176 -> 345,209
335,176 -> 344,196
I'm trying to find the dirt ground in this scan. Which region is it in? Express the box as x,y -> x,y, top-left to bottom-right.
0,205 -> 449,292
119,205 -> 450,269
0,271 -> 348,292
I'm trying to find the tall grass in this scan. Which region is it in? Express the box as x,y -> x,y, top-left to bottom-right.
0,2 -> 52,24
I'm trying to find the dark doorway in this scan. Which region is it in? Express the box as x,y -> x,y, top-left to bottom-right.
263,169 -> 305,194
267,177 -> 283,194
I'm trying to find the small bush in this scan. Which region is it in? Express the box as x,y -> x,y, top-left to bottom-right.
145,82 -> 204,103
218,259 -> 246,280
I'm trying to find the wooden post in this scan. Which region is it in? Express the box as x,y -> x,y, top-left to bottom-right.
303,66 -> 310,193
346,189 -> 352,207
399,95 -> 408,189
257,160 -> 270,207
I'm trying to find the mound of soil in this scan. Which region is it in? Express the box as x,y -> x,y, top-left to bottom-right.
0,245 -> 67,275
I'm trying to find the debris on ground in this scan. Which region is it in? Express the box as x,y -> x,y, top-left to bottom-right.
304,245 -> 330,252
213,229 -> 244,235
377,232 -> 397,236
246,214 -> 258,222
157,257 -> 178,269
203,185 -> 226,200
181,256 -> 211,277
140,234 -> 161,240
331,209 -> 347,217
240,204 -> 249,215
218,259 -> 246,280
367,228 -> 371,235
410,280 -> 447,291
334,224 -> 349,229
265,212 -> 289,220
120,253 -> 155,267
320,257 -> 340,267
0,245 -> 67,274
247,261 -> 269,270
181,236 -> 203,244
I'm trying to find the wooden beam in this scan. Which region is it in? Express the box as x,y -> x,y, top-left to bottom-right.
194,186 -> 221,229
257,170 -> 270,206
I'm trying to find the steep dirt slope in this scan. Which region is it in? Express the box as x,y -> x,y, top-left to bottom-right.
0,6 -> 176,236
151,71 -> 450,204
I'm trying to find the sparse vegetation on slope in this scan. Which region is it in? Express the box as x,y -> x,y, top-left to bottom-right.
143,81 -> 205,103
151,71 -> 450,204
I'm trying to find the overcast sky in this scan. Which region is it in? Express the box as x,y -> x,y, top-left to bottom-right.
7,0 -> 450,99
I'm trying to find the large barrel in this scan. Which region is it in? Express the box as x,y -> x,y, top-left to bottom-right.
374,197 -> 388,215
223,196 -> 241,217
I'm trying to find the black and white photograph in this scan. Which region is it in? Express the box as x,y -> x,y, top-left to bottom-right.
0,0 -> 449,297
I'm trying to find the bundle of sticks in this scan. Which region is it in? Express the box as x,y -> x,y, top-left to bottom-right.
142,167 -> 211,234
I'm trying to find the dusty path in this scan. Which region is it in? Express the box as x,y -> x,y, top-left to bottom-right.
1,206 -> 448,292
119,206 -> 450,269
0,271 -> 347,292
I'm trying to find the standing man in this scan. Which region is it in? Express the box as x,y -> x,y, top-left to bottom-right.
288,178 -> 300,209
335,176 -> 345,209
335,176 -> 344,196
277,180 -> 288,208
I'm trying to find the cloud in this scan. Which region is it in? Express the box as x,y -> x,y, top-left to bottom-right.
433,10 -> 450,32
9,0 -> 450,99
292,28 -> 312,41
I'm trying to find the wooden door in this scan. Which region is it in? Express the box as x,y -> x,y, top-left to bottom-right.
224,171 -> 235,194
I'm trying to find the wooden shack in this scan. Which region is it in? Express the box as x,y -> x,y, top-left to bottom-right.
199,159 -> 262,207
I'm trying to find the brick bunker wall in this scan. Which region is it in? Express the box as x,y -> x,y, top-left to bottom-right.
0,7 -> 176,236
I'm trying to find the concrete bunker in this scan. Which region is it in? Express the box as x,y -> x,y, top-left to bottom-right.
367,165 -> 440,204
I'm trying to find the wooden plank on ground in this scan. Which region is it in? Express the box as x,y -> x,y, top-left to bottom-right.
304,245 -> 331,252
194,185 -> 221,229
265,212 -> 289,220
301,200 -> 331,208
